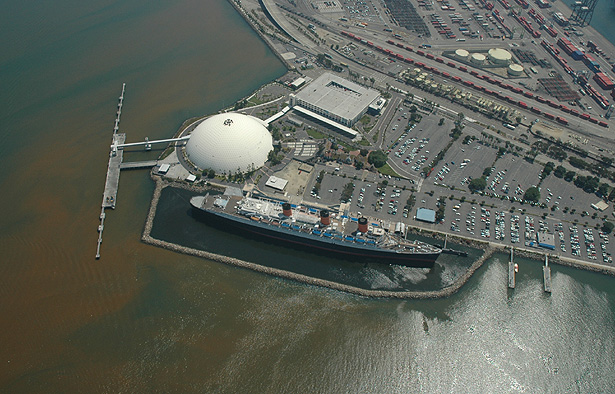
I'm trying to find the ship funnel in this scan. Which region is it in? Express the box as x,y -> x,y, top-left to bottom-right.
358,217 -> 368,233
282,202 -> 292,217
320,210 -> 330,226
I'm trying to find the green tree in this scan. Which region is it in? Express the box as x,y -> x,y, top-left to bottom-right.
598,183 -> 610,197
524,186 -> 541,203
468,177 -> 486,192
602,221 -> 614,234
554,165 -> 567,178
268,150 -> 282,165
564,170 -> 576,182
367,150 -> 387,168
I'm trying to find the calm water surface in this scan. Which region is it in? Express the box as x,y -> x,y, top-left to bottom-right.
0,0 -> 614,392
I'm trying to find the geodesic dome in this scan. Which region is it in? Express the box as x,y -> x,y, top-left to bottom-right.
185,113 -> 273,174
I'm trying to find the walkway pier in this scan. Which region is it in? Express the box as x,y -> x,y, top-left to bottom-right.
508,248 -> 516,289
96,84 -> 126,259
95,84 -> 191,259
120,160 -> 158,169
543,255 -> 552,293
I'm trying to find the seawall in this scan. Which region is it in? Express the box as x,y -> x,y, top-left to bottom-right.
142,181 -> 495,299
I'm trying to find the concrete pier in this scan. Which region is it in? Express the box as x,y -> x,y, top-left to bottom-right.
102,133 -> 125,209
543,255 -> 552,293
96,84 -> 126,259
508,248 -> 516,289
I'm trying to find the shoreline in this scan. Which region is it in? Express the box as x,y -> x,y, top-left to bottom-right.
139,0 -> 615,296
141,182 -> 614,299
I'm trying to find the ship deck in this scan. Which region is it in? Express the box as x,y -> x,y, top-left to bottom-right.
193,194 -> 441,255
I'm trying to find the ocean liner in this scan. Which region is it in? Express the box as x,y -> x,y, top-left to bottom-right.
190,193 -> 441,268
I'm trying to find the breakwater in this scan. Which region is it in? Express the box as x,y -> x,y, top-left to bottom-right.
142,181 -> 496,298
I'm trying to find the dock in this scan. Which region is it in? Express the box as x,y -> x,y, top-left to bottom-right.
543,255 -> 552,293
95,84 -> 191,259
96,84 -> 126,259
508,248 -> 516,289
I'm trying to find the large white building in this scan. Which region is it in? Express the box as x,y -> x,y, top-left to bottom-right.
289,73 -> 381,133
185,113 -> 273,174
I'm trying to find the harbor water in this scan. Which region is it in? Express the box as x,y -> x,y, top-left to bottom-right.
0,0 -> 614,391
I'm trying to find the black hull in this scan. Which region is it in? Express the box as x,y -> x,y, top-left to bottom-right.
191,205 -> 439,268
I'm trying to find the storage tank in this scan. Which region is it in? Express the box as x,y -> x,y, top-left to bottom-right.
488,48 -> 512,65
471,53 -> 486,65
455,49 -> 469,60
508,63 -> 524,76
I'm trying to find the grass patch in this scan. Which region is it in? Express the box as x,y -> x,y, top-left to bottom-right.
358,138 -> 371,146
246,95 -> 267,106
306,128 -> 327,139
377,163 -> 402,178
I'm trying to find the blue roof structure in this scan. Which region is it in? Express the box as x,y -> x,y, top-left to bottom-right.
416,208 -> 436,223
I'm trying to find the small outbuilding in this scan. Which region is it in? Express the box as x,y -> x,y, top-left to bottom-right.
537,232 -> 555,250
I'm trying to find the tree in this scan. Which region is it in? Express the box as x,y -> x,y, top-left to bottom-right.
367,150 -> 387,168
564,170 -> 576,182
360,148 -> 369,157
554,165 -> 567,178
438,117 -> 445,126
598,182 -> 610,197
207,169 -> 216,178
268,150 -> 282,165
468,177 -> 486,192
524,186 -> 541,203
602,221 -> 614,234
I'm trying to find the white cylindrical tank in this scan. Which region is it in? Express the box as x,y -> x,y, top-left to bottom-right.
471,53 -> 486,65
455,49 -> 469,60
488,48 -> 512,65
508,63 -> 524,76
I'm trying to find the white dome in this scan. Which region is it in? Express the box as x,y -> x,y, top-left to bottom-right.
186,113 -> 273,174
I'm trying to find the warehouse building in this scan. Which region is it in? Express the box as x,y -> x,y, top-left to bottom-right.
289,73 -> 381,137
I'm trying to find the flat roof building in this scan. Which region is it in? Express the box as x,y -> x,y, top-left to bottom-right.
416,208 -> 436,223
537,233 -> 555,250
265,176 -> 288,191
290,73 -> 381,129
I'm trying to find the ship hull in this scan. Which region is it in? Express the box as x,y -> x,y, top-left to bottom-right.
191,201 -> 439,268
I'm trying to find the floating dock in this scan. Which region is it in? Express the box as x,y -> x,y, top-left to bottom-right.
543,255 -> 552,293
508,248 -> 516,289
